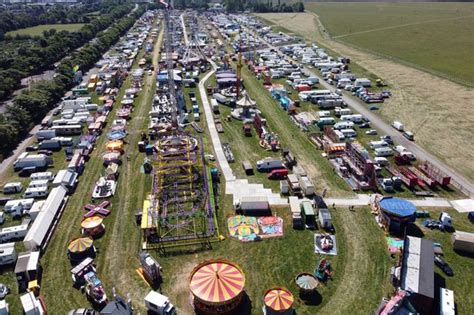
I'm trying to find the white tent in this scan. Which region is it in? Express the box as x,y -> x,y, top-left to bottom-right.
23,186 -> 67,251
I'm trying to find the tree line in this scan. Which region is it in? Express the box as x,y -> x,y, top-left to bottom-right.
0,5 -> 147,157
0,0 -> 131,101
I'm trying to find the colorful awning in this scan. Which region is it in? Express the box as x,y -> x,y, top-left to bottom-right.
68,237 -> 93,253
190,260 -> 245,304
81,216 -> 103,229
264,287 -> 294,311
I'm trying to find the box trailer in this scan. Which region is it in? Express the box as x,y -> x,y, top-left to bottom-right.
14,153 -> 52,171
23,186 -> 48,199
439,288 -> 455,315
0,224 -> 28,243
3,182 -> 23,194
374,147 -> 394,157
301,200 -> 316,229
144,291 -> 176,315
451,231 -> 474,254
235,196 -> 270,216
38,140 -> 61,151
30,172 -> 54,182
35,129 -> 57,141
318,207 -> 333,230
256,158 -> 284,172
299,176 -> 315,196
0,242 -> 17,266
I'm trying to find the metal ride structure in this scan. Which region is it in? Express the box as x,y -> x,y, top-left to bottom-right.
141,3 -> 216,254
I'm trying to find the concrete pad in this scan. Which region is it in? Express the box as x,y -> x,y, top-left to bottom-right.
450,199 -> 474,213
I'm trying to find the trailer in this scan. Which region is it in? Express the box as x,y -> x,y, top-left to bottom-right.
299,176 -> 315,196
400,167 -> 426,189
35,129 -> 57,141
38,140 -> 61,151
13,153 -> 52,172
408,167 -> 437,188
2,182 -> 23,194
0,224 -> 28,243
386,166 -> 417,188
235,196 -> 270,216
0,242 -> 17,266
418,161 -> 451,186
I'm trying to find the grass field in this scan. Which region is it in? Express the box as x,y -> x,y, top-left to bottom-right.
306,2 -> 474,85
6,24 -> 86,37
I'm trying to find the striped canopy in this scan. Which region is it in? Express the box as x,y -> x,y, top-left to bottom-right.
264,287 -> 294,311
190,260 -> 245,304
68,237 -> 93,253
106,140 -> 124,152
295,273 -> 319,291
81,216 -> 103,229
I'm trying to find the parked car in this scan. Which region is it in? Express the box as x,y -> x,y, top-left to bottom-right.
366,129 -> 378,135
434,255 -> 454,276
380,135 -> 394,145
403,131 -> 414,141
26,145 -> 39,152
359,122 -> 370,129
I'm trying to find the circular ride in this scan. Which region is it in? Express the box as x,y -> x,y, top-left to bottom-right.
378,197 -> 417,232
189,259 -> 246,315
295,273 -> 319,293
67,237 -> 95,261
263,287 -> 295,315
81,216 -> 105,238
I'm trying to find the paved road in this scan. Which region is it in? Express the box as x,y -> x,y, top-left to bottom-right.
244,24 -> 474,198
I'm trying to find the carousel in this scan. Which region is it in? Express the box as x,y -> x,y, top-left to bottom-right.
67,237 -> 95,262
189,259 -> 246,315
263,287 -> 295,315
81,216 -> 105,238
231,91 -> 258,120
295,273 -> 319,293
105,140 -> 124,153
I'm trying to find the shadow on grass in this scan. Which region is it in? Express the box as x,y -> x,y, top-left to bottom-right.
299,290 -> 323,306
406,223 -> 424,238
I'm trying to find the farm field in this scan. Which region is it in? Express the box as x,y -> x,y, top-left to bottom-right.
256,10 -> 474,183
306,2 -> 474,85
6,23 -> 86,37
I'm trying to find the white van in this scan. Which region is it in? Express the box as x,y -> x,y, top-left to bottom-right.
374,147 -> 394,157
23,187 -> 48,199
392,121 -> 404,131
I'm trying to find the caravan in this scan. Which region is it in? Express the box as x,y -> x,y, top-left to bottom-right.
374,147 -> 394,157
23,186 -> 49,199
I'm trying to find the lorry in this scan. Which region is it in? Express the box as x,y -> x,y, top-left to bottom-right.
235,196 -> 271,215
38,140 -> 61,151
256,158 -> 284,172
298,176 -> 315,196
287,174 -> 302,196
144,291 -> 176,315
35,129 -> 57,141
13,153 -> 52,172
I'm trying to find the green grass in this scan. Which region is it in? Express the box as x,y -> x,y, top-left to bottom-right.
307,2 -> 474,85
6,24 -> 86,37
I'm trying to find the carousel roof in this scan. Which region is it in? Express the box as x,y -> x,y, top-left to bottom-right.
68,237 -> 93,253
106,140 -> 124,151
190,260 -> 245,304
264,287 -> 294,311
295,273 -> 319,291
81,216 -> 103,229
236,91 -> 256,108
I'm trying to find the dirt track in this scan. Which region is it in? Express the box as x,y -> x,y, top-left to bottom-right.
256,12 -> 474,183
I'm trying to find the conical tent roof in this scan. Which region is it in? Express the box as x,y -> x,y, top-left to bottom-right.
295,273 -> 319,291
68,237 -> 93,253
190,259 -> 245,305
264,287 -> 294,311
81,216 -> 103,229
237,91 -> 256,108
